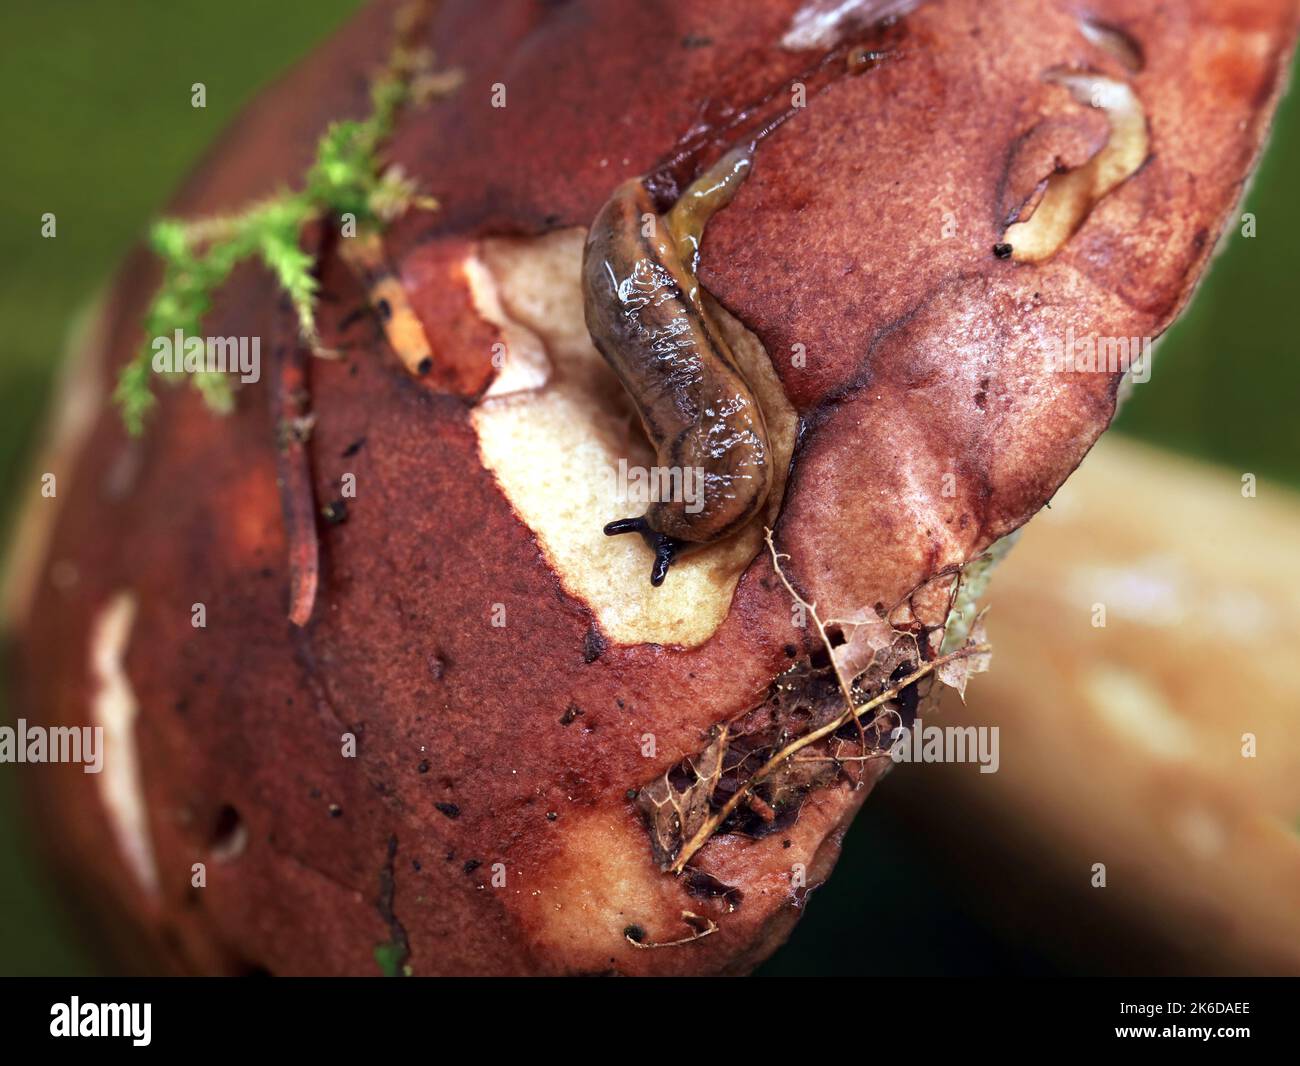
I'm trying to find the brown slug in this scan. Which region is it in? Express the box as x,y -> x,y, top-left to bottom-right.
583,148 -> 772,586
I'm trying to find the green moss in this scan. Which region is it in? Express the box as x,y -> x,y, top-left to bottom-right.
373,941 -> 407,978
115,44 -> 452,435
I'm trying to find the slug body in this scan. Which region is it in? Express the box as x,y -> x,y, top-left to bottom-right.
583,148 -> 772,586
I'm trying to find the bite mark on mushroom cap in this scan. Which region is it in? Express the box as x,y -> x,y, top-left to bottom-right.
89,591 -> 158,896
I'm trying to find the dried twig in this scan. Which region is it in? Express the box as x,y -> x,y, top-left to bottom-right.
764,528 -> 871,764
667,530 -> 991,874
625,911 -> 718,949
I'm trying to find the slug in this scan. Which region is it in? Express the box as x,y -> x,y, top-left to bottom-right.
583,147 -> 772,586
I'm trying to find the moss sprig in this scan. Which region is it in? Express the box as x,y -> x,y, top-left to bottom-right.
115,37 -> 459,435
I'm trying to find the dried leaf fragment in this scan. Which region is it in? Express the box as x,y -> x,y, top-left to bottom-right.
636,728 -> 728,870
935,614 -> 992,701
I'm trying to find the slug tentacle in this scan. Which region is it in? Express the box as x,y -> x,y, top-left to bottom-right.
602,516 -> 685,588
584,147 -> 772,587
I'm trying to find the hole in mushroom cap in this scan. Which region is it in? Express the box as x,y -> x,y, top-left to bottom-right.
1000,69 -> 1149,263
209,804 -> 247,862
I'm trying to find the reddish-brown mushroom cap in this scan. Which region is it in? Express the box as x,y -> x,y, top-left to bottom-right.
7,0 -> 1298,974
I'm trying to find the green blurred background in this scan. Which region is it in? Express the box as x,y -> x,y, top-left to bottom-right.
0,1 -> 1296,975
